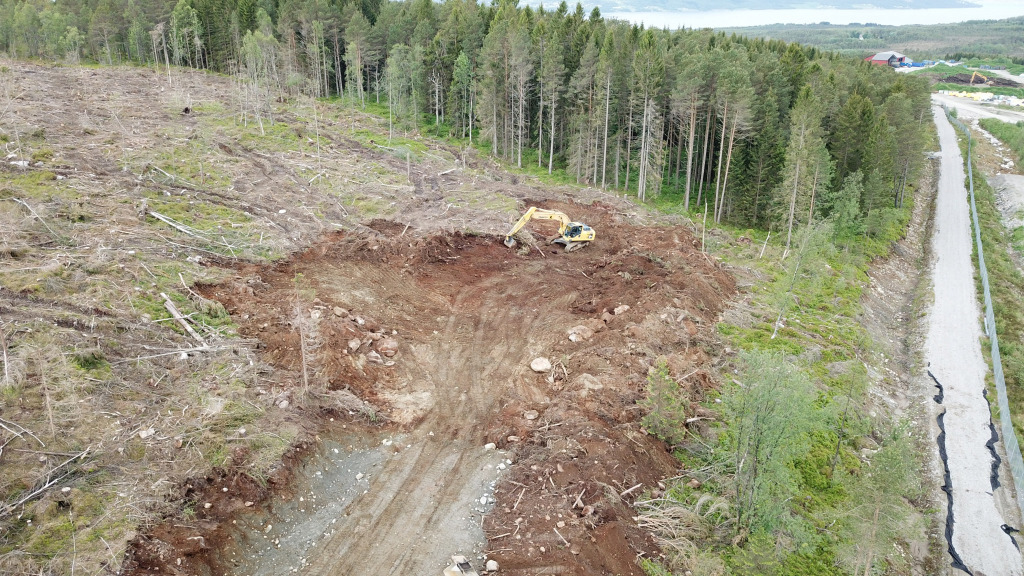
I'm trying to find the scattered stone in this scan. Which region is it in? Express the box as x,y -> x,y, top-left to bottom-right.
601,311 -> 614,324
355,316 -> 366,326
245,501 -> 254,507
138,427 -> 155,439
523,410 -> 539,420
377,338 -> 399,357
480,496 -> 488,506
348,338 -> 361,352
204,502 -> 212,509
486,559 -> 499,571
583,318 -> 605,333
556,520 -> 565,528
484,442 -> 496,451
278,400 -> 290,409
507,435 -> 521,443
581,505 -> 594,516
688,478 -> 702,489
333,306 -> 348,317
356,473 -> 364,480
530,357 -> 552,373
61,487 -> 71,494
366,351 -> 384,364
613,304 -> 630,315
567,325 -> 594,342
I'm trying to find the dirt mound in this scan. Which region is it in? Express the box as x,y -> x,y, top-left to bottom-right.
941,73 -> 1021,87
129,200 -> 734,575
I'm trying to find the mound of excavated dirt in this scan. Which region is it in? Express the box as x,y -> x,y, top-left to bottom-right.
941,73 -> 1021,87
129,199 -> 734,575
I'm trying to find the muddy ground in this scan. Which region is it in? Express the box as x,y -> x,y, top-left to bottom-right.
127,200 -> 734,575
940,73 -> 1021,87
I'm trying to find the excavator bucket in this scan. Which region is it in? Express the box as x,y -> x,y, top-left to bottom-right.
503,236 -> 516,248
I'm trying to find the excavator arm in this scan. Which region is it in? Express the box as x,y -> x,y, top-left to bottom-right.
503,206 -> 595,251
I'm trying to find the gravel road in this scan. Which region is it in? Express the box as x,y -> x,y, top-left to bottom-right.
933,93 -> 1024,123
928,105 -> 1023,576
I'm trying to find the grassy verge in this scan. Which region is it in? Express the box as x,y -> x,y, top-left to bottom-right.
639,187 -> 926,574
960,138 -> 1024,441
980,118 -> 1024,165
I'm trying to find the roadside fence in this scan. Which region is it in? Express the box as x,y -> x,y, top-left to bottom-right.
945,107 -> 1024,519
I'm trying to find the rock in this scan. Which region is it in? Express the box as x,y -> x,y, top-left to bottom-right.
567,325 -> 594,342
688,478 -> 702,489
356,473 -> 364,480
556,520 -> 565,528
366,351 -> 383,364
204,502 -> 212,509
310,309 -> 322,320
245,501 -> 254,507
333,306 -> 348,317
601,311 -> 615,324
348,338 -> 361,352
486,559 -> 499,572
624,324 -> 645,338
61,487 -> 71,494
577,373 -> 603,392
581,505 -> 594,516
530,357 -> 552,373
138,427 -> 155,439
377,338 -> 399,357
480,496 -> 488,505
523,410 -> 539,420
583,318 -> 605,333
613,304 -> 630,315
484,442 -> 496,451
278,400 -> 289,409
507,435 -> 521,443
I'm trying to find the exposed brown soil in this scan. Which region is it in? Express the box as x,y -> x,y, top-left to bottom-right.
940,73 -> 1021,87
125,199 -> 734,575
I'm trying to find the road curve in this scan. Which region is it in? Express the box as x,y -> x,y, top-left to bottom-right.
928,104 -> 1023,576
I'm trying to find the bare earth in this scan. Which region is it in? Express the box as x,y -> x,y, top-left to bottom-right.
929,105 -> 1023,576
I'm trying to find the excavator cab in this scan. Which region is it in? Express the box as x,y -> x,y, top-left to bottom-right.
503,207 -> 595,251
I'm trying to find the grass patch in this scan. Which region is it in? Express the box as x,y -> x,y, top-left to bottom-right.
963,153 -> 1024,441
979,118 -> 1024,166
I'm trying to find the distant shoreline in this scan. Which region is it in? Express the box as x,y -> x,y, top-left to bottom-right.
600,0 -> 1024,28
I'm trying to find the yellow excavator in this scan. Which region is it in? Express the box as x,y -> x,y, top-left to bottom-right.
969,71 -> 992,85
503,206 -> 595,252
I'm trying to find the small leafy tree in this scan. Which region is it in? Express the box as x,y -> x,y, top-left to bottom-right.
641,360 -> 690,446
723,350 -> 821,534
838,424 -> 923,576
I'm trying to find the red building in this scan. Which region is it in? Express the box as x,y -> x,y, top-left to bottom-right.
865,51 -> 908,67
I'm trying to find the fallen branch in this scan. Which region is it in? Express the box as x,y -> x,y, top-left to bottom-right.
149,211 -> 206,238
0,417 -> 44,447
12,197 -> 59,238
513,487 -> 526,511
0,447 -> 89,518
438,168 -> 456,176
620,483 -> 643,498
161,293 -> 206,344
553,527 -> 571,548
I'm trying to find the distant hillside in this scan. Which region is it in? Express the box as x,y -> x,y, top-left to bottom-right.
527,0 -> 975,11
717,17 -> 1024,58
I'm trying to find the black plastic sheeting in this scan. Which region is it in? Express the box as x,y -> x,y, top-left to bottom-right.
983,389 -> 1003,491
930,370 -> 975,575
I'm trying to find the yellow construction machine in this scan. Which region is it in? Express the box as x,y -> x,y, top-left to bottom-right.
969,71 -> 991,85
503,206 -> 595,252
